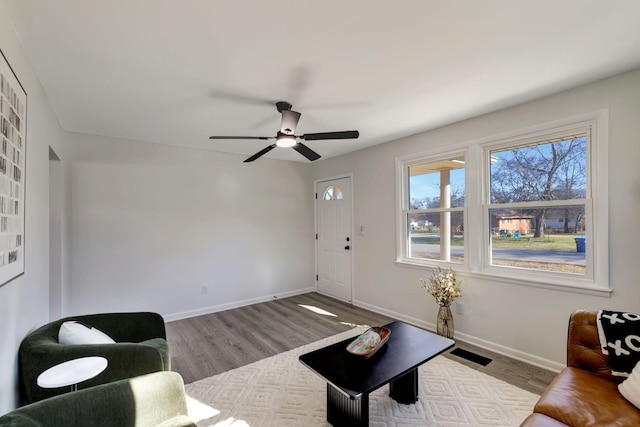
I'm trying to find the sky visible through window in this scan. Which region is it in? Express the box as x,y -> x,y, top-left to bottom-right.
490,137 -> 586,203
410,168 -> 465,201
408,137 -> 585,204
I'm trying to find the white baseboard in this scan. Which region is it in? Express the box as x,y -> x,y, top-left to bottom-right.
163,287 -> 315,322
314,290 -> 351,304
353,298 -> 564,373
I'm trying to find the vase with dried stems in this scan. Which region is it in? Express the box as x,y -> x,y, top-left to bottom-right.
420,267 -> 461,339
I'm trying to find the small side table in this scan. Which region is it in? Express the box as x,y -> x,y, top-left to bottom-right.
37,356 -> 108,391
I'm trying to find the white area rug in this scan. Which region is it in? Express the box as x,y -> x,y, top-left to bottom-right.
185,326 -> 539,426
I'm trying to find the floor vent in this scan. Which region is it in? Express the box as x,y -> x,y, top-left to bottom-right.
450,348 -> 492,366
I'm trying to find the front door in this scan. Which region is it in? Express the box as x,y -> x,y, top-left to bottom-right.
316,177 -> 352,302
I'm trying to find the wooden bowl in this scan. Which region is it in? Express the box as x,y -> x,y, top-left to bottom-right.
346,326 -> 391,359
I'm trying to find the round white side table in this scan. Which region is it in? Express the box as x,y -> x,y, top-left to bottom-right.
37,356 -> 108,391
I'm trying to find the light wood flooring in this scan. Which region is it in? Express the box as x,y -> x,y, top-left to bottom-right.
166,292 -> 556,394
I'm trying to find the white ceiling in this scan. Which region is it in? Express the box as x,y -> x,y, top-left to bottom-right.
4,1 -> 640,162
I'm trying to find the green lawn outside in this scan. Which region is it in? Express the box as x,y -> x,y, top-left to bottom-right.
411,235 -> 465,246
491,235 -> 582,251
410,230 -> 584,252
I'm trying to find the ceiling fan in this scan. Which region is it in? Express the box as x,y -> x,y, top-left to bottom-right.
209,101 -> 359,162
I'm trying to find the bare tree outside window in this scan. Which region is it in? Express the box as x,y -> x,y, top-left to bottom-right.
488,135 -> 588,274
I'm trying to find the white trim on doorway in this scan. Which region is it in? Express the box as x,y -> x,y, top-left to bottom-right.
314,173 -> 354,303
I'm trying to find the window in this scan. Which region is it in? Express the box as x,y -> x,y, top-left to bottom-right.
396,111 -> 609,294
485,127 -> 592,279
323,186 -> 343,201
398,153 -> 465,264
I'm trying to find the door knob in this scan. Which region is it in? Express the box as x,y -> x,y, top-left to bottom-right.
344,245 -> 350,250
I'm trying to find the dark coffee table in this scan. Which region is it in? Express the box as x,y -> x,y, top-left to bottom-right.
299,321 -> 454,426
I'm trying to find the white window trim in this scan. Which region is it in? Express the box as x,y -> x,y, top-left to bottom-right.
396,148 -> 468,267
396,110 -> 610,296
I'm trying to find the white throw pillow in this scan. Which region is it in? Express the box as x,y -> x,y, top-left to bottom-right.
619,360 -> 640,409
58,321 -> 115,345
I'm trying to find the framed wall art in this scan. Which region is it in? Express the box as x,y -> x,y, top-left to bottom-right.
0,49 -> 26,286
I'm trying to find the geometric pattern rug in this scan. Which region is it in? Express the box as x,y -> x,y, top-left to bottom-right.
185,326 -> 539,426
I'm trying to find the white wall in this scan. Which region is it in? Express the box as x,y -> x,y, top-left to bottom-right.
63,133 -> 315,320
312,68 -> 640,371
0,4 -> 66,413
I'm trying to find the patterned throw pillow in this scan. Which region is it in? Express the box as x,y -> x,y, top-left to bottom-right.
597,310 -> 640,377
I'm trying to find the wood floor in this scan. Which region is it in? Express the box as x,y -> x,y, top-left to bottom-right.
166,292 -> 556,394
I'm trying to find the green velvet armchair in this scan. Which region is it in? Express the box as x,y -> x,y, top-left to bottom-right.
19,312 -> 170,404
0,371 -> 195,427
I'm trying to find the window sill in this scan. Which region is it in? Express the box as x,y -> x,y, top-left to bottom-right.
395,259 -> 612,297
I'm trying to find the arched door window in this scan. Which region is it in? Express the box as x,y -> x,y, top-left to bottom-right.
323,186 -> 343,201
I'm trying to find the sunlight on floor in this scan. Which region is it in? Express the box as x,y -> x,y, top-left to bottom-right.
298,304 -> 338,317
186,395 -> 250,426
340,321 -> 369,328
185,395 -> 219,422
209,418 -> 250,426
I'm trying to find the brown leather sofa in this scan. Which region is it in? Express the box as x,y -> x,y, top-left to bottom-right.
521,310 -> 640,426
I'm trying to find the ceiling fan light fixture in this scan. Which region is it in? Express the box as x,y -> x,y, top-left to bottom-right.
210,101 -> 358,162
276,134 -> 297,148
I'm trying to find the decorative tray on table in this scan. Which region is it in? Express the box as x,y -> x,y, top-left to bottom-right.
346,326 -> 391,359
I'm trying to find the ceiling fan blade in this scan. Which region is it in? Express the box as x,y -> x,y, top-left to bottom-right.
209,136 -> 272,140
300,130 -> 359,141
244,144 -> 277,162
292,143 -> 321,161
210,90 -> 276,107
280,110 -> 301,135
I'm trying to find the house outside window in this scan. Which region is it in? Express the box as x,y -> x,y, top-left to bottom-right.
487,131 -> 588,275
397,111 -> 609,294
